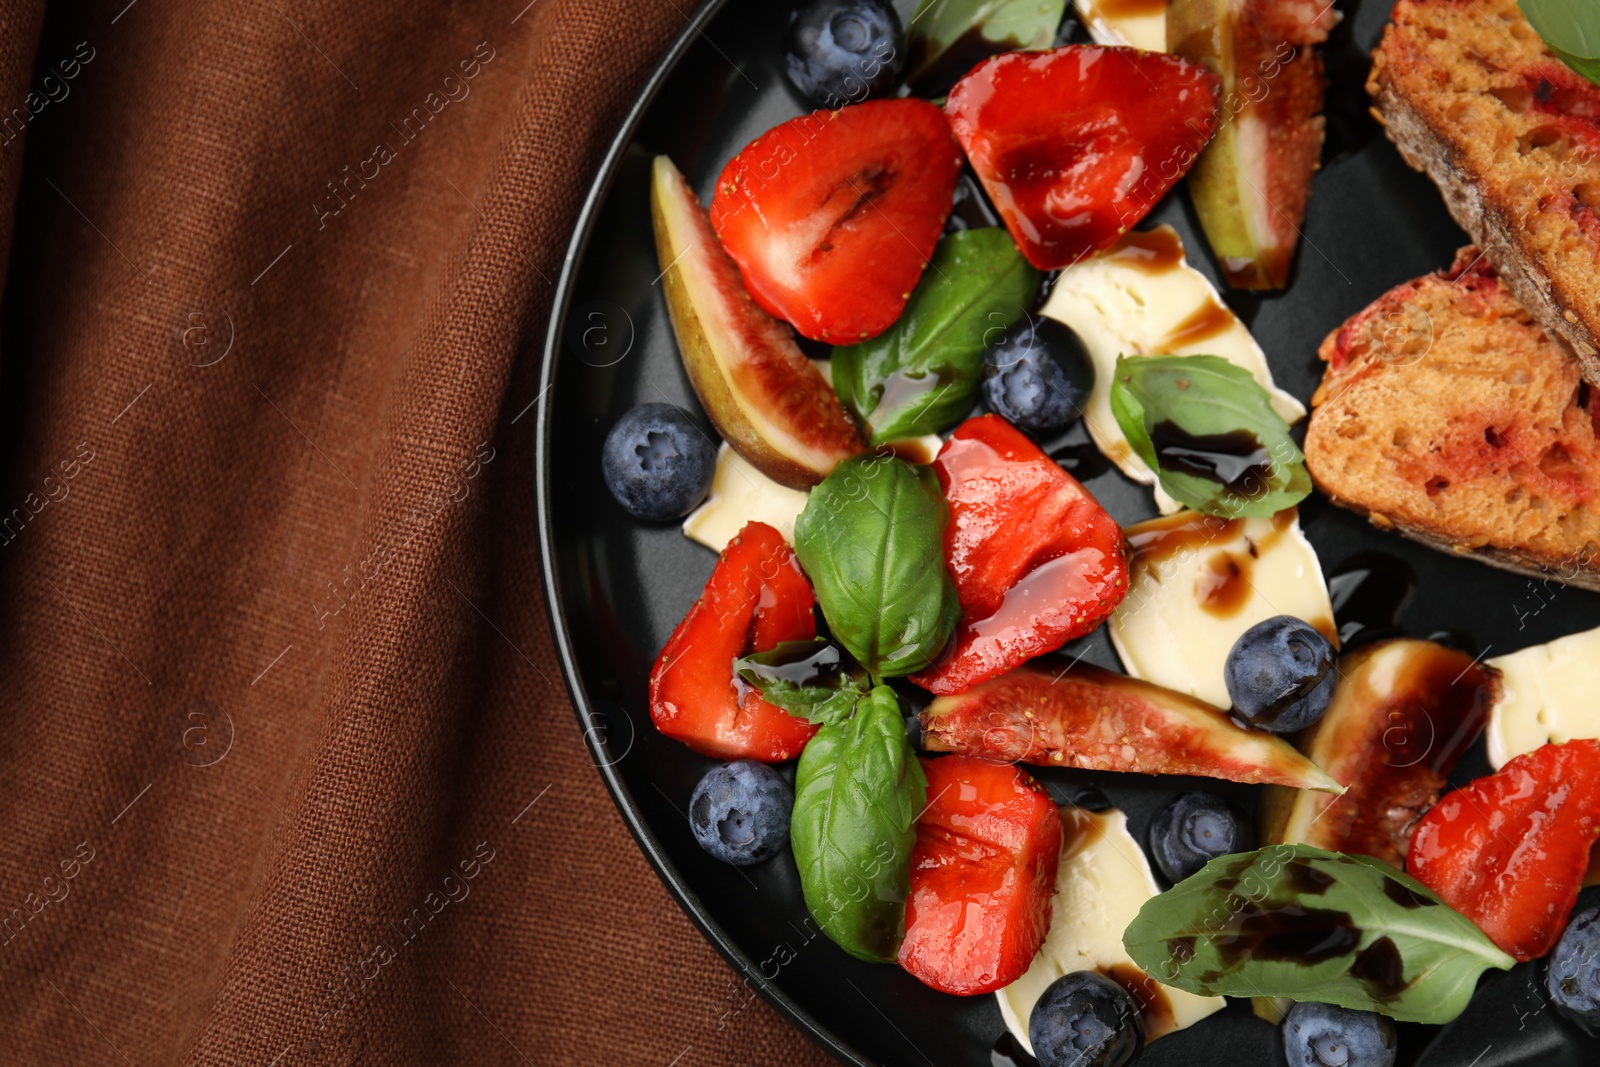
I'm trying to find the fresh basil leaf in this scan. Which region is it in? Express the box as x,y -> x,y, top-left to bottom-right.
833,228 -> 1040,443
793,455 -> 960,679
1110,354 -> 1311,518
1521,1 -> 1600,86
907,0 -> 1068,94
1550,45 -> 1600,87
734,639 -> 871,726
791,685 -> 927,962
1521,0 -> 1600,53
1123,845 -> 1516,1024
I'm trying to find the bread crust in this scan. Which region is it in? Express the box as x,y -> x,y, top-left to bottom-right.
1308,482 -> 1600,591
1306,249 -> 1600,590
1370,78 -> 1600,381
1368,1 -> 1600,385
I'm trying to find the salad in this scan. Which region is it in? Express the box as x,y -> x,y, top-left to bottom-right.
586,2 -> 1600,1065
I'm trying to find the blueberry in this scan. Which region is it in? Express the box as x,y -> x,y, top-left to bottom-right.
1029,971 -> 1143,1067
601,403 -> 716,521
1149,792 -> 1251,883
982,317 -> 1093,437
903,714 -> 921,751
689,761 -> 793,866
1282,1002 -> 1397,1067
1224,615 -> 1338,733
784,0 -> 905,109
1547,902 -> 1600,1034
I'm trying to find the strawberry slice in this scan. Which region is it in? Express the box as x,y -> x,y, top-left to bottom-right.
911,415 -> 1128,696
709,98 -> 962,343
944,46 -> 1221,270
899,755 -> 1063,996
649,521 -> 819,761
1408,738 -> 1600,961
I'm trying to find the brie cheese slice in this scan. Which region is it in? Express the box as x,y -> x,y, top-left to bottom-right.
1074,0 -> 1166,51
1039,226 -> 1303,514
682,444 -> 809,552
1109,507 -> 1336,709
996,807 -> 1223,1055
1486,624 -> 1600,768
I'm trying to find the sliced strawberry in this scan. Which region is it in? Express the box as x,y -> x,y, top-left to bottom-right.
910,415 -> 1128,696
920,661 -> 1344,792
944,46 -> 1221,270
709,99 -> 962,342
1408,739 -> 1600,961
649,521 -> 819,761
898,755 -> 1063,995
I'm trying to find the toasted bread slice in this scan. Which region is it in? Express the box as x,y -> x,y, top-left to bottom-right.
1369,0 -> 1600,382
1305,248 -> 1600,590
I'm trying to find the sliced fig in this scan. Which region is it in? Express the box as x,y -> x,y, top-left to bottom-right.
650,155 -> 864,489
1168,0 -> 1337,289
1260,639 -> 1501,867
920,662 -> 1342,793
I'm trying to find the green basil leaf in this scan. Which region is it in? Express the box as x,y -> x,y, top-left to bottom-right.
793,454 -> 960,679
791,685 -> 927,962
1521,1 -> 1600,85
1550,45 -> 1600,87
1522,0 -> 1600,55
734,639 -> 871,726
833,228 -> 1040,443
907,0 -> 1068,94
1123,845 -> 1516,1024
1109,354 -> 1311,518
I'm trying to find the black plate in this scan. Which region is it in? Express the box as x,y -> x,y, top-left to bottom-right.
535,2 -> 1600,1064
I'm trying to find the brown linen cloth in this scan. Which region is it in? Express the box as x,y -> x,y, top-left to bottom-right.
0,0 -> 835,1063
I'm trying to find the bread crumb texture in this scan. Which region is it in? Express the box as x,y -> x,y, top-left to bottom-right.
1372,0 -> 1600,352
1307,248 -> 1600,575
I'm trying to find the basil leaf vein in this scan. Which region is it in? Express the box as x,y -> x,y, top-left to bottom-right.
793,455 -> 960,679
1109,354 -> 1311,518
1519,2 -> 1600,85
833,228 -> 1040,444
1122,845 -> 1516,1024
735,642 -> 872,726
791,686 -> 927,962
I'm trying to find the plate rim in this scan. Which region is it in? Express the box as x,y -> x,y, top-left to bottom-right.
532,3 -> 871,1064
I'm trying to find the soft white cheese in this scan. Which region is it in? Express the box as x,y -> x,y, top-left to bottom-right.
682,444 -> 810,552
682,433 -> 943,552
1109,508 -> 1335,709
1074,0 -> 1167,51
1039,225 -> 1304,514
1486,624 -> 1600,768
996,808 -> 1222,1055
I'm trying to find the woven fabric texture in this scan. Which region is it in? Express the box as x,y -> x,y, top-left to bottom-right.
0,0 -> 833,1063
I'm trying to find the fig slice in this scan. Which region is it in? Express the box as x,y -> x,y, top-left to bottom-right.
649,155 -> 863,489
1168,0 -> 1337,289
920,661 -> 1343,793
1260,639 -> 1501,868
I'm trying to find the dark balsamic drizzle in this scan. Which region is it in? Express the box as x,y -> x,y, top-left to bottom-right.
1327,551 -> 1416,647
1148,422 -> 1273,497
1348,936 -> 1408,1000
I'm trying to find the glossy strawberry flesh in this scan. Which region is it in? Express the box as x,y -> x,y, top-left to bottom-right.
945,47 -> 1220,270
898,755 -> 1063,995
649,521 -> 819,761
921,662 -> 1343,792
710,99 -> 961,342
1408,738 -> 1600,961
911,415 -> 1127,696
